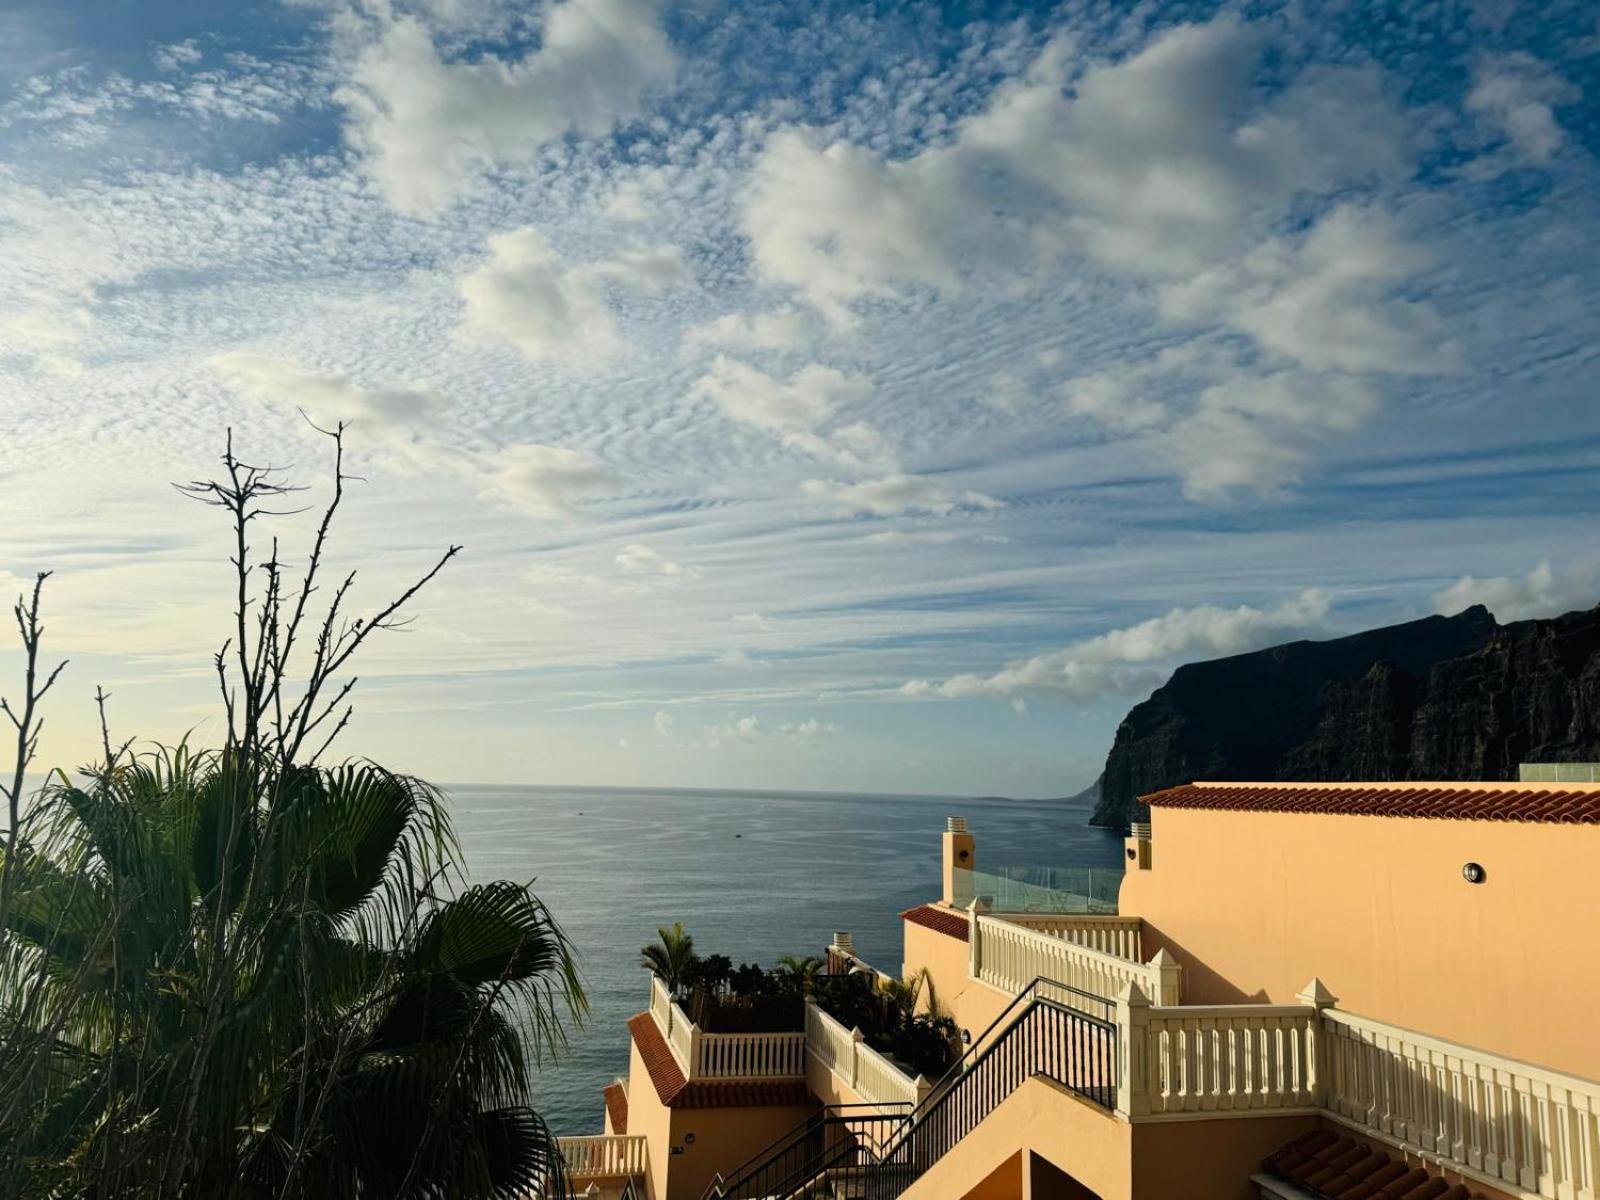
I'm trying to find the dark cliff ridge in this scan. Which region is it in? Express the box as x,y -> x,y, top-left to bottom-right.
1091,602 -> 1600,828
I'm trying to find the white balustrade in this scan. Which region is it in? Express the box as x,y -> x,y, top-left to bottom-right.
970,913 -> 1178,1007
646,978 -> 805,1080
995,914 -> 1144,961
695,1030 -> 807,1079
1140,1004 -> 1320,1115
1323,1009 -> 1600,1200
559,1134 -> 648,1178
805,1000 -> 928,1108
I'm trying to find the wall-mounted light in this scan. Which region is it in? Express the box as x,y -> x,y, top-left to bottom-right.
1462,862 -> 1486,884
684,1133 -> 696,1146
961,1028 -> 972,1046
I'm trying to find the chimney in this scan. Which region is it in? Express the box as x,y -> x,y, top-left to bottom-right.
943,817 -> 975,908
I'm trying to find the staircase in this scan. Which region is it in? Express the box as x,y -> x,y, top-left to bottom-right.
704,978 -> 1118,1200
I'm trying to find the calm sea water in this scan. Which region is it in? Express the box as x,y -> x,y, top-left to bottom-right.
449,785 -> 1124,1135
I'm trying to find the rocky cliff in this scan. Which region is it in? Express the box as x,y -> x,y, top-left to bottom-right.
1091,603 -> 1600,828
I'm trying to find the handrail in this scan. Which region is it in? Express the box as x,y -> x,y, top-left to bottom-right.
919,975 -> 1113,1113
704,978 -> 1117,1200
702,1104 -> 911,1200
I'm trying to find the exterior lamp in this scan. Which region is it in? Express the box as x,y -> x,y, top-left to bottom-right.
1462,862 -> 1486,884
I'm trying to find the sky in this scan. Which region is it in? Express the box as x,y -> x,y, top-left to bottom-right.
1,0 -> 1597,798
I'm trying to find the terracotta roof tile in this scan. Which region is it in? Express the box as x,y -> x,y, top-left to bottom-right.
625,1013 -> 811,1110
900,903 -> 970,941
1142,782 -> 1600,823
628,1012 -> 686,1104
603,1080 -> 628,1135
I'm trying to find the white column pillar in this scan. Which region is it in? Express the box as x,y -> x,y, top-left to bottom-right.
1115,980 -> 1151,1119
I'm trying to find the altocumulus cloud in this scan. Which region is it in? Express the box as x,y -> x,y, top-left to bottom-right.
458,228 -> 690,366
903,590 -> 1332,703
801,476 -> 1002,518
336,0 -> 677,215
743,15 -> 1449,499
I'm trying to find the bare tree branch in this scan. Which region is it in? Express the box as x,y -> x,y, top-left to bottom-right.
2,572 -> 69,920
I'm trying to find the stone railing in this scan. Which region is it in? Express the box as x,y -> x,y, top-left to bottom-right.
970,910 -> 1180,1007
696,1029 -> 807,1079
647,976 -> 805,1081
805,999 -> 931,1109
1323,1008 -> 1600,1200
559,1133 -> 648,1179
1131,1001 -> 1321,1116
994,913 -> 1144,961
1115,979 -> 1600,1200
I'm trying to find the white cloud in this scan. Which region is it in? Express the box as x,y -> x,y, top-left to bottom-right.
1167,372 -> 1378,500
1434,561 -> 1598,622
743,21 -> 1413,313
653,710 -> 674,738
739,18 -> 1438,495
209,353 -> 438,432
704,714 -> 762,745
153,39 -> 203,73
489,444 -> 624,516
336,0 -> 677,215
615,542 -> 701,579
689,355 -> 888,467
458,227 -> 688,365
904,589 -> 1332,702
801,475 -> 1003,517
1159,207 -> 1456,377
1466,54 -> 1578,167
683,306 -> 812,355
780,718 -> 839,740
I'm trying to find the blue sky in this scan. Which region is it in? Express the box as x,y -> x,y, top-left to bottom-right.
1,0 -> 1597,796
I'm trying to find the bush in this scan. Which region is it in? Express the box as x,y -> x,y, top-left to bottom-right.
813,971 -> 960,1079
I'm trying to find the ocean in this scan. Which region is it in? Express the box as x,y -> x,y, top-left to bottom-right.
449,783 -> 1126,1135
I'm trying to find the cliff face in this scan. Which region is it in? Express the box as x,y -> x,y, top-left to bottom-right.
1092,603 -> 1600,827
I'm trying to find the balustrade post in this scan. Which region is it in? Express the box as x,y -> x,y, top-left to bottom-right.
1147,947 -> 1181,1006
850,1026 -> 866,1088
1295,977 -> 1338,1107
688,1023 -> 704,1078
914,1074 -> 933,1106
1115,980 -> 1151,1119
967,896 -> 989,981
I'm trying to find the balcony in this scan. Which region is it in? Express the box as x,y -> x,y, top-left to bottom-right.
557,1133 -> 647,1199
647,976 -> 807,1081
804,997 -> 933,1111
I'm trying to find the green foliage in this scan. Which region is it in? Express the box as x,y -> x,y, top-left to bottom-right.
0,750 -> 584,1199
813,970 -> 960,1080
639,921 -> 696,996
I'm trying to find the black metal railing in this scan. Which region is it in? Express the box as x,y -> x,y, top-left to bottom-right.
702,1104 -> 911,1200
702,977 -> 1117,1200
861,985 -> 1117,1199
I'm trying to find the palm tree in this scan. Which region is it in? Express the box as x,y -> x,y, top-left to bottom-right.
640,922 -> 697,996
0,750 -> 584,1199
774,954 -> 822,997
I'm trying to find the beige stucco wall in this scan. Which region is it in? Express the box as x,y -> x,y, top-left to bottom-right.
624,1040 -> 674,1200
1128,1114 -> 1317,1200
903,913 -> 1013,1043
661,1101 -> 816,1200
900,1076 -> 1132,1200
623,1036 -> 817,1200
1119,806 -> 1600,1078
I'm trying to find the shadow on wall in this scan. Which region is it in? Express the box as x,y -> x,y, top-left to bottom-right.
1136,924 -> 1272,1006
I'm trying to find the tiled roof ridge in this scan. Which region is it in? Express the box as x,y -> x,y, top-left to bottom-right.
1143,782 -> 1600,823
602,1080 -> 628,1135
627,1012 -> 687,1104
900,903 -> 971,942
